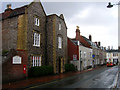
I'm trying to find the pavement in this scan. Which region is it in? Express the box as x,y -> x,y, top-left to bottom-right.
2,65 -> 105,89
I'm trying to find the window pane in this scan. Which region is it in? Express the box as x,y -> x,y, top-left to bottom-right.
33,32 -> 40,47
59,24 -> 61,30
58,37 -> 62,48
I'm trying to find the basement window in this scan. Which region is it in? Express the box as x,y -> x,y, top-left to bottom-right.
32,56 -> 41,67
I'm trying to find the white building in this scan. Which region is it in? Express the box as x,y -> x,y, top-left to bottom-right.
106,49 -> 119,65
70,40 -> 93,71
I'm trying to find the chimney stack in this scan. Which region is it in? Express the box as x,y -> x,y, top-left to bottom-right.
7,4 -> 11,9
95,42 -> 97,46
111,46 -> 113,50
5,4 -> 12,12
75,26 -> 80,41
89,34 -> 92,41
104,47 -> 106,50
98,42 -> 101,46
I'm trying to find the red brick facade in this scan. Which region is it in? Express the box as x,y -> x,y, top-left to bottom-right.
74,28 -> 91,48
68,38 -> 79,61
2,49 -> 28,83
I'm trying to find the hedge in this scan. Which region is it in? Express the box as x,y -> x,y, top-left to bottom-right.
28,65 -> 53,77
65,64 -> 76,72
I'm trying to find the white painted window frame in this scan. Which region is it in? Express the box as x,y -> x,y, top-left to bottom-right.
33,32 -> 40,47
59,23 -> 61,30
35,17 -> 40,26
58,36 -> 62,49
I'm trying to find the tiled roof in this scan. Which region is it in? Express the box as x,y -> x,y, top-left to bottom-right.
71,36 -> 91,48
81,36 -> 91,45
0,5 -> 27,20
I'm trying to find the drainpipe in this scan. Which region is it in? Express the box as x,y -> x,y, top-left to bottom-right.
80,50 -> 81,71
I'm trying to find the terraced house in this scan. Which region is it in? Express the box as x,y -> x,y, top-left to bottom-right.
68,26 -> 106,71
1,1 -> 67,82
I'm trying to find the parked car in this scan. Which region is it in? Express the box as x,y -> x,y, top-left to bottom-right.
107,62 -> 113,67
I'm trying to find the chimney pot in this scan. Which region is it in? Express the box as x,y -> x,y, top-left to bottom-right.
5,4 -> 12,12
7,4 -> 11,9
89,34 -> 92,41
75,26 -> 80,41
98,42 -> 101,46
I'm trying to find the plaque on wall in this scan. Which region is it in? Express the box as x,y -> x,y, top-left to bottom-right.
73,55 -> 77,60
13,56 -> 22,64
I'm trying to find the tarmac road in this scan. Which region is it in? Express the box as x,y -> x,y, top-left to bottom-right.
27,65 -> 118,89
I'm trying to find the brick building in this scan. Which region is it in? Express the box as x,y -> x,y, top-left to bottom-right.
68,26 -> 93,71
1,1 -> 67,82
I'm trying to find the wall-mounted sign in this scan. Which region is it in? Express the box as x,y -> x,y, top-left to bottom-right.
13,56 -> 22,64
92,55 -> 95,58
73,55 -> 77,60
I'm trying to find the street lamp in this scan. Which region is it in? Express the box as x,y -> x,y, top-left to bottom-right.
107,1 -> 120,8
107,2 -> 113,8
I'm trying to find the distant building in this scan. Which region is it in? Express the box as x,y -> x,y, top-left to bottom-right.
68,27 -> 93,71
106,49 -> 119,65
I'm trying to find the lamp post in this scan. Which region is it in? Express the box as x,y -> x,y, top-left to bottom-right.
107,1 -> 120,8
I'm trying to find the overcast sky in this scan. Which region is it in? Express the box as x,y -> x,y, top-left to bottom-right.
1,0 -> 119,49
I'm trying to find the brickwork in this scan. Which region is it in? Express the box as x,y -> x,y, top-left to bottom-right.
68,38 -> 79,61
2,49 -> 28,83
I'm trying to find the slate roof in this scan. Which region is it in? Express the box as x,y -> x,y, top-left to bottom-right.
0,5 -> 27,20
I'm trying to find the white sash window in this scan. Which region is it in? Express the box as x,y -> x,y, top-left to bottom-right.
59,23 -> 61,30
58,37 -> 62,49
35,17 -> 40,26
33,32 -> 40,47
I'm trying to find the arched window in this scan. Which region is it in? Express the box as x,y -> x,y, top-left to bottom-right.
58,36 -> 62,49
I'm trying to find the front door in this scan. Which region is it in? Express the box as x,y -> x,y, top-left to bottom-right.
58,57 -> 64,73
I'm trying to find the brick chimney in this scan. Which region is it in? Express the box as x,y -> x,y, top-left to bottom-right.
98,42 -> 101,46
75,26 -> 80,41
95,42 -> 97,46
89,34 -> 92,41
5,4 -> 12,12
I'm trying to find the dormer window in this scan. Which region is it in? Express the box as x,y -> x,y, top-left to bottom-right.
35,17 -> 40,26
